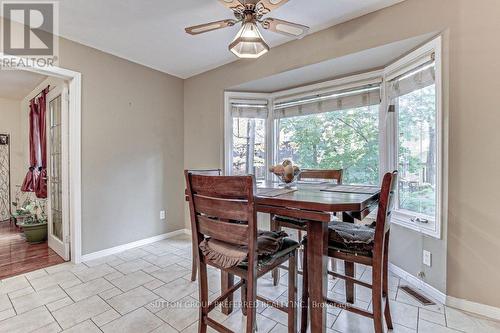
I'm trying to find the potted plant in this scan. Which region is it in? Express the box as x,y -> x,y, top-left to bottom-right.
15,199 -> 48,244
11,187 -> 32,225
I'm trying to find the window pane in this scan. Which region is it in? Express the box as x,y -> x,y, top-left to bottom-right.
49,95 -> 63,241
232,117 -> 266,180
278,105 -> 379,185
397,84 -> 437,217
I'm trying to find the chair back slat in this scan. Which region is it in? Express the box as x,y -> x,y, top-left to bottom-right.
375,171 -> 398,237
197,215 -> 249,245
298,169 -> 343,184
189,174 -> 254,199
185,171 -> 257,250
193,194 -> 249,221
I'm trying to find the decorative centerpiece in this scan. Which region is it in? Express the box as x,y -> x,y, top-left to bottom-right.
269,159 -> 301,187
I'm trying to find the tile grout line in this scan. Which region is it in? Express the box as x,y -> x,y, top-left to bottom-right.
89,317 -> 105,333
416,305 -> 420,332
43,304 -> 64,332
5,288 -> 18,316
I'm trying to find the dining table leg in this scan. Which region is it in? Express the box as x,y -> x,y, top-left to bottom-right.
342,212 -> 356,304
307,220 -> 329,333
221,271 -> 234,315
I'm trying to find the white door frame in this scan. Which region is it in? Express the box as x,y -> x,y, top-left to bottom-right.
1,54 -> 83,263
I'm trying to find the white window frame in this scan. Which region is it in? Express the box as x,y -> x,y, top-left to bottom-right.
224,72 -> 383,181
223,36 -> 445,239
224,91 -> 274,181
382,36 -> 444,239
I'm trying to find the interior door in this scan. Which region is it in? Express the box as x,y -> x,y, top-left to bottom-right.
46,85 -> 70,261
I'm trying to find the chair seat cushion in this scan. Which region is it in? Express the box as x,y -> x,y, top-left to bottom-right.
199,230 -> 299,269
328,221 -> 375,256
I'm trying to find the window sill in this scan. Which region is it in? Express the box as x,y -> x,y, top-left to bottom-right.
392,213 -> 441,239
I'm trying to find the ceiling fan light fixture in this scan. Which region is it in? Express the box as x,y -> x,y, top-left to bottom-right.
229,21 -> 269,59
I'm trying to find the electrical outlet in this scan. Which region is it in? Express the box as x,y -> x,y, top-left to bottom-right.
160,210 -> 166,220
423,250 -> 432,267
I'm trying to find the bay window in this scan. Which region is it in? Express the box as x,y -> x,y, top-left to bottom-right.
275,86 -> 381,185
224,36 -> 444,238
385,38 -> 443,237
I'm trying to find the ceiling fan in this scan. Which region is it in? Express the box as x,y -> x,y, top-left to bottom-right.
185,0 -> 310,59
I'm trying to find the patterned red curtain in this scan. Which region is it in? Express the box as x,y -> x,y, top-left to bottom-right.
35,87 -> 49,198
21,100 -> 40,192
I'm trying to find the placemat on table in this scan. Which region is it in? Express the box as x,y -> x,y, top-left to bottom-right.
257,188 -> 297,197
321,185 -> 379,195
296,180 -> 328,185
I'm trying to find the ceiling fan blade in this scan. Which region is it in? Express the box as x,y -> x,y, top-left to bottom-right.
218,0 -> 245,12
257,0 -> 290,12
261,18 -> 309,38
185,19 -> 237,35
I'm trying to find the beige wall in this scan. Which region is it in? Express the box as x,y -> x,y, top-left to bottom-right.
56,39 -> 185,255
0,97 -> 23,210
184,0 -> 500,308
0,16 -> 185,256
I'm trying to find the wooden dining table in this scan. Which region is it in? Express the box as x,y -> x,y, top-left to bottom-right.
219,181 -> 381,333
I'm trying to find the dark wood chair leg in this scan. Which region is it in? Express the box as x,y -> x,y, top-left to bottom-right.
191,242 -> 197,282
383,233 -> 393,329
342,212 -> 356,303
288,251 -> 297,333
372,258 -> 384,333
344,261 -> 356,303
300,243 -> 309,333
330,258 -> 336,272
297,230 -> 304,271
246,272 -> 257,332
198,261 -> 209,333
221,272 -> 235,315
270,215 -> 281,286
241,281 -> 248,316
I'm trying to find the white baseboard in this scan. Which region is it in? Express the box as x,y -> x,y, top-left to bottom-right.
389,263 -> 500,321
81,229 -> 190,262
389,263 -> 447,304
447,296 -> 500,321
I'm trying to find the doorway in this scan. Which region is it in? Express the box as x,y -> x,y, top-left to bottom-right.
0,74 -> 69,278
0,61 -> 82,279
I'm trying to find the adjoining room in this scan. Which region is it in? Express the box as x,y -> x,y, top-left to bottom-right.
0,70 -> 72,279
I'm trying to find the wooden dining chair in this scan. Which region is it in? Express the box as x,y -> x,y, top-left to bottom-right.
185,171 -> 299,333
186,169 -> 222,282
271,168 -> 343,285
300,171 -> 397,333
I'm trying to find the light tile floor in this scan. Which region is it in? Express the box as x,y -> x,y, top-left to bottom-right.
1,234 -> 500,332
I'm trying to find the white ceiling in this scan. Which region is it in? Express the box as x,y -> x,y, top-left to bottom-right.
0,71 -> 47,100
230,33 -> 435,92
56,0 -> 406,78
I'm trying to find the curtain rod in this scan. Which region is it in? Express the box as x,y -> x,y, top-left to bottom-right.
30,85 -> 50,102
